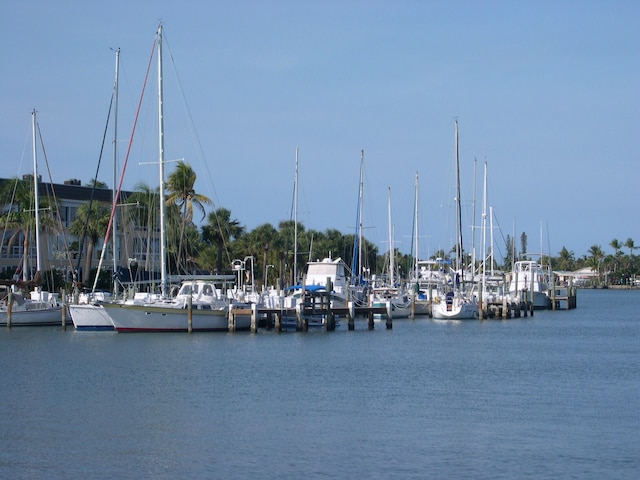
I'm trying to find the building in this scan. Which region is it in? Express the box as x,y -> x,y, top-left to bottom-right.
0,176 -> 159,288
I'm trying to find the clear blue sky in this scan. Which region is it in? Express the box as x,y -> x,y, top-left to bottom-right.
2,0 -> 638,263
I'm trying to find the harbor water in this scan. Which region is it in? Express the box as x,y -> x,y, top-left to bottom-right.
1,288 -> 638,479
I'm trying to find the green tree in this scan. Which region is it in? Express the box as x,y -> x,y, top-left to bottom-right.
586,244 -> 605,285
556,246 -> 576,271
124,182 -> 159,273
202,207 -> 245,273
520,232 -> 528,260
233,223 -> 280,285
0,176 -> 56,283
609,238 -> 622,256
87,178 -> 108,189
165,161 -> 212,272
624,238 -> 636,256
69,202 -> 111,285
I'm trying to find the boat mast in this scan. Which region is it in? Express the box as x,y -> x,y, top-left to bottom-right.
387,187 -> 394,286
293,146 -> 298,283
471,158 -> 477,276
157,23 -> 168,297
413,171 -> 419,282
351,150 -> 364,285
31,109 -> 42,277
454,119 -> 463,276
489,206 -> 495,276
481,161 -> 487,292
112,47 -> 120,297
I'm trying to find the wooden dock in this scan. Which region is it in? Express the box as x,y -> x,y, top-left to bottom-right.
549,285 -> 578,310
229,302 -> 394,333
225,284 -> 578,333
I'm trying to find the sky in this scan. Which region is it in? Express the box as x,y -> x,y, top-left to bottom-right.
2,0 -> 639,264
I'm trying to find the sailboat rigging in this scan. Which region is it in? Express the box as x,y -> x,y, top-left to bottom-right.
0,110 -> 65,326
432,119 -> 478,320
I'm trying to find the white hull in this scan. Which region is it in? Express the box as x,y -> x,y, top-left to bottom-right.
508,261 -> 551,310
69,304 -> 114,330
0,306 -> 65,326
432,294 -> 478,320
516,291 -> 551,310
101,303 -> 249,332
371,299 -> 412,319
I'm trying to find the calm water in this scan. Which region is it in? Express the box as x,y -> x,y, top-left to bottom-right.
1,289 -> 638,479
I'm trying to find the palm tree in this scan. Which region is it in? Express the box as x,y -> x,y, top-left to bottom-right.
192,244 -> 218,274
556,246 -> 576,271
165,161 -> 212,271
165,161 -> 211,223
123,182 -> 159,273
0,176 -> 56,283
586,244 -> 605,285
233,223 -> 280,284
202,207 -> 245,273
609,238 -> 623,278
624,238 -> 636,256
69,202 -> 111,285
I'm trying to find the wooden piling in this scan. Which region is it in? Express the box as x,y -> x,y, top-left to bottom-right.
187,294 -> 193,333
6,291 -> 12,328
385,301 -> 392,329
61,289 -> 66,331
348,301 -> 355,331
296,302 -> 303,331
228,306 -> 236,333
501,279 -> 508,319
250,303 -> 258,333
368,311 -> 374,330
327,311 -> 336,331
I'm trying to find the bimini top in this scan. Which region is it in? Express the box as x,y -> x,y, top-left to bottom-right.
284,284 -> 326,292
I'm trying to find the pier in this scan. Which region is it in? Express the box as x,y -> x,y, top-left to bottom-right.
229,289 -> 393,333
549,284 -> 578,310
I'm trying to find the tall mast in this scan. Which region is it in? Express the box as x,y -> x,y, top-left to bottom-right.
454,119 -> 463,276
157,23 -> 167,297
489,206 -> 495,276
293,146 -> 298,283
31,109 -> 42,277
112,47 -> 120,297
481,161 -> 487,286
413,171 -> 419,280
471,158 -> 477,275
387,187 -> 394,286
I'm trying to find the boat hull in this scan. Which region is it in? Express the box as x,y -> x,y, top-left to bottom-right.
69,304 -> 115,331
0,306 -> 66,326
371,300 -> 412,319
102,303 -> 249,332
432,298 -> 478,320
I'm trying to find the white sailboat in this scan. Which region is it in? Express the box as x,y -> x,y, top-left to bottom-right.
432,119 -> 478,320
370,187 -> 411,319
101,23 -> 246,332
0,110 -> 65,326
70,48 -> 121,330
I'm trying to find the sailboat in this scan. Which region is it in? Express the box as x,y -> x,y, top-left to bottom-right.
432,120 -> 478,320
370,187 -> 411,319
101,23 -> 250,332
0,110 -> 65,326
69,48 -> 121,330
